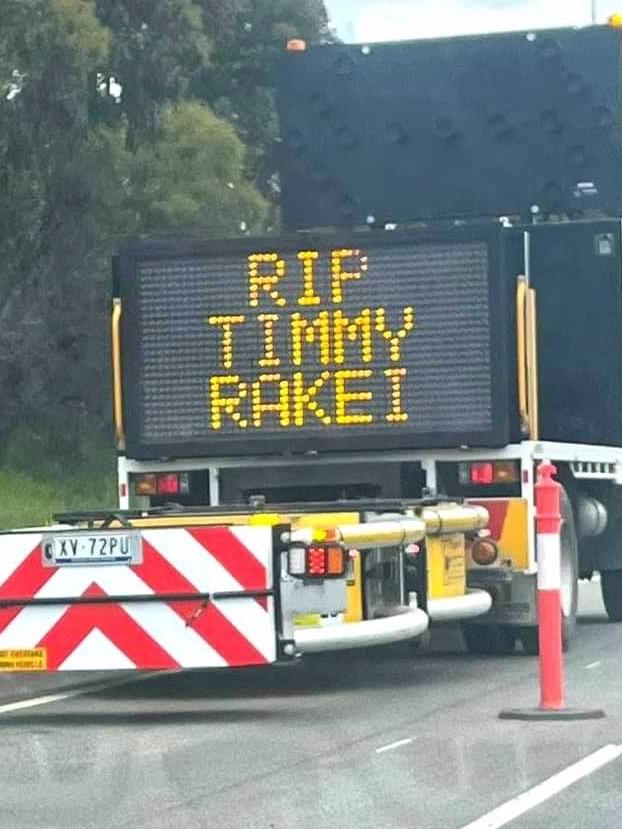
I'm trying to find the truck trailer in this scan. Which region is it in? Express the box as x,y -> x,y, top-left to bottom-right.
2,22 -> 622,671
116,21 -> 622,656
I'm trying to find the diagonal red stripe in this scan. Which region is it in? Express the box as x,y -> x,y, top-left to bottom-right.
189,527 -> 268,591
136,544 -> 269,663
0,545 -> 54,633
1,538 -> 271,668
174,600 -> 269,666
468,499 -> 509,541
0,607 -> 22,634
37,583 -> 179,670
132,540 -> 198,595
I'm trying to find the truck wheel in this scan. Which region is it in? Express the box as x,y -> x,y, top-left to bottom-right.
559,489 -> 579,648
519,488 -> 578,655
601,571 -> 622,621
462,624 -> 516,655
518,627 -> 538,655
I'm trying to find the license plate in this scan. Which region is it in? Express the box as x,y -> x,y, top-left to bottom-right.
42,532 -> 142,566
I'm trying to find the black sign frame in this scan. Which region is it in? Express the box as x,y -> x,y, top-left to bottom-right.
117,225 -> 511,460
276,26 -> 622,229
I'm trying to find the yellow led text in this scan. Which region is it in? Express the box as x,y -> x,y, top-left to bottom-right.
208,369 -> 408,429
207,315 -> 245,370
207,247 -> 416,431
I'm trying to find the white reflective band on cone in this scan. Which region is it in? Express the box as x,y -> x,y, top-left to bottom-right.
537,533 -> 561,591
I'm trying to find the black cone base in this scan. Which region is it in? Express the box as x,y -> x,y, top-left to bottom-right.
499,707 -> 605,721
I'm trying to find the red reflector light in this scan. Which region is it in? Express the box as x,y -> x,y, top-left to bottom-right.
306,546 -> 327,576
459,461 -> 520,486
470,462 -> 494,485
288,545 -> 346,579
156,474 -> 180,496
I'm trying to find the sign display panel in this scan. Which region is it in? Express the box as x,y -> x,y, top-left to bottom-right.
277,27 -> 622,228
119,229 -> 508,458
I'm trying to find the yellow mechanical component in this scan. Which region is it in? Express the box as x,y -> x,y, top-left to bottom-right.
516,277 -> 539,439
420,504 -> 488,535
96,514 -> 265,529
98,510 -> 359,531
344,551 -> 363,623
111,300 -> 125,450
496,497 -> 529,571
293,512 -> 358,529
526,286 -> 539,440
427,534 -> 466,600
516,276 -> 529,435
327,518 -> 427,549
467,497 -> 529,571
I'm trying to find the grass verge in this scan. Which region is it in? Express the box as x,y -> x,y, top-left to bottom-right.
0,467 -> 116,530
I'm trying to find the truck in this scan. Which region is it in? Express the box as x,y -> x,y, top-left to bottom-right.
271,19 -> 622,653
2,20 -> 622,672
0,226 -> 493,672
110,21 -> 622,658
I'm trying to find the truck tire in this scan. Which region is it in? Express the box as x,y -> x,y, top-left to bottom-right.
462,624 -> 516,655
518,487 -> 578,655
601,571 -> 622,621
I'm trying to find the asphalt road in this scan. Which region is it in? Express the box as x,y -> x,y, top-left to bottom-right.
0,579 -> 620,829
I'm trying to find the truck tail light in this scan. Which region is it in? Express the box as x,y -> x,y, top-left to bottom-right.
469,462 -> 494,485
157,474 -> 180,496
135,474 -> 157,496
306,546 -> 327,576
326,546 -> 345,575
288,544 -> 346,578
459,461 -> 520,486
134,472 -> 191,497
471,537 -> 499,566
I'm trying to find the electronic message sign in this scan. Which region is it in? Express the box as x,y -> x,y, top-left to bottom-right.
118,228 -> 509,459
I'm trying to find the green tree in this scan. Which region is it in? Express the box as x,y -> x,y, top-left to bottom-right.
93,0 -> 211,145
125,101 -> 267,236
0,0 -> 329,474
0,0 -> 275,468
196,0 -> 332,194
0,0 -> 115,452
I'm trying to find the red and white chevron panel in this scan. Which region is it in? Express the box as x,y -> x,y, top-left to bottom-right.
0,526 -> 276,670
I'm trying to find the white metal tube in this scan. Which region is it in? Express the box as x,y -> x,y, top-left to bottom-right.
427,588 -> 492,623
208,467 -> 220,506
294,606 -> 429,652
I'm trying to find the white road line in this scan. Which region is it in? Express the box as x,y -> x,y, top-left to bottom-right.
458,744 -> 622,829
375,737 -> 414,754
585,661 -> 601,670
0,671 -> 167,716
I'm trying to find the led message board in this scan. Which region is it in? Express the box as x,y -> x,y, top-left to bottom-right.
118,229 -> 509,459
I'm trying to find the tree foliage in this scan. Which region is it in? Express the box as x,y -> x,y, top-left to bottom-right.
0,0 -> 329,468
197,0 -> 332,191
126,102 -> 267,235
93,0 -> 210,144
